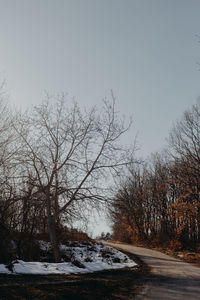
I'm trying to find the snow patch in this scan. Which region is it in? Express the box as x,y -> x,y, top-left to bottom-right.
0,241 -> 137,275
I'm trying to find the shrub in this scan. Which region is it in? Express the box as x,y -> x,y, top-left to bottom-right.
169,240 -> 182,251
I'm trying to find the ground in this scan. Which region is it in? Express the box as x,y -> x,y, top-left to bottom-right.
0,251 -> 149,300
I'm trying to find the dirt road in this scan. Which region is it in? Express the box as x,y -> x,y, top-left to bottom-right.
107,242 -> 200,299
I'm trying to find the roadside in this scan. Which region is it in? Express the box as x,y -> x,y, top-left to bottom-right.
151,247 -> 200,267
110,241 -> 200,267
0,250 -> 150,300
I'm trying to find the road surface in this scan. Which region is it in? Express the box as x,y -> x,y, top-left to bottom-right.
106,242 -> 200,300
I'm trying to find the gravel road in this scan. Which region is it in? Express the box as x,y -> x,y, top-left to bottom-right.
106,242 -> 200,300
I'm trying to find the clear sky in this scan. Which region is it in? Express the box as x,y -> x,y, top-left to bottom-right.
1,0 -> 200,235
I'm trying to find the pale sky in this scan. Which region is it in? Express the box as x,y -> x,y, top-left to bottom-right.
1,0 -> 200,235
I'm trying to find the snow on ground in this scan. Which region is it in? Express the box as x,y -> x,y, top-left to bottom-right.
0,241 -> 137,275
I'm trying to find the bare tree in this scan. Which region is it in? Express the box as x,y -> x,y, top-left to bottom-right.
0,86 -> 24,262
13,95 -> 133,262
169,101 -> 200,164
168,101 -> 200,246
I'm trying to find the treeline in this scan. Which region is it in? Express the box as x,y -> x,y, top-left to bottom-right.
110,102 -> 200,251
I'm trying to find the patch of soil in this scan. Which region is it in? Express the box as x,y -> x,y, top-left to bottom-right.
0,251 -> 150,300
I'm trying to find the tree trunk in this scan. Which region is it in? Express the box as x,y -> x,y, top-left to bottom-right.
46,192 -> 60,263
48,214 -> 60,263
